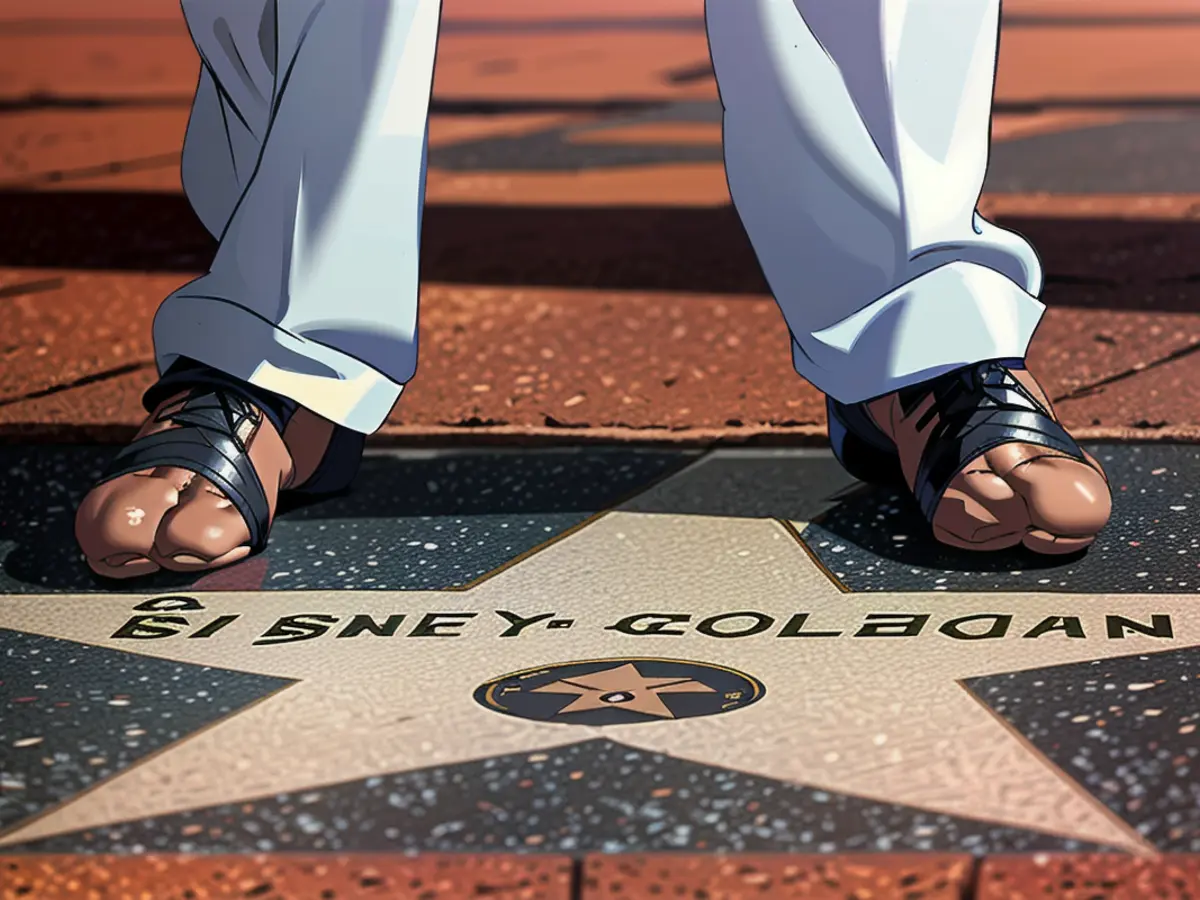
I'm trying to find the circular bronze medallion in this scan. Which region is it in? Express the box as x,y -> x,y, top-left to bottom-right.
474,657 -> 765,726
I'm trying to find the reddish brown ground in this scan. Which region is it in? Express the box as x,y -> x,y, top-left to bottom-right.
4,853 -> 1199,899
1,0 -> 1198,446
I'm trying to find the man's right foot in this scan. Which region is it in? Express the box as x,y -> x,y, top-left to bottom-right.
75,394 -> 338,580
829,361 -> 1111,555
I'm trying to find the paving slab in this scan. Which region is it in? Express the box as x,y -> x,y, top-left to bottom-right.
0,107 -> 188,188
0,105 -> 1127,201
801,442 -> 1200,593
0,854 -> 575,900
995,24 -> 1200,107
0,17 -> 713,106
0,448 -> 1194,854
0,628 -> 293,834
0,0 -> 186,21
0,32 -> 196,101
977,854 -> 1200,899
1055,342 -> 1200,430
0,275 -> 1195,441
0,444 -> 695,595
580,854 -> 973,899
964,649 -> 1200,853
1,447 -> 1198,856
0,734 -> 1115,856
0,106 -> 598,193
988,115 -> 1200,194
0,268 -> 171,402
398,286 -> 805,432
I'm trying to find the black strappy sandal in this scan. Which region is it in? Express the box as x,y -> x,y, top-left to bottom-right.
827,360 -> 1097,524
93,359 -> 365,555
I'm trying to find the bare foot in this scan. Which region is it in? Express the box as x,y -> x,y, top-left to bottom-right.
75,393 -> 335,579
867,369 -> 1112,555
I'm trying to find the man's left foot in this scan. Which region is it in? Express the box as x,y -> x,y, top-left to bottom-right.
830,362 -> 1112,555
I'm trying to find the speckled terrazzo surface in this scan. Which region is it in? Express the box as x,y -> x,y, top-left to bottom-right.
1,443 -> 1198,857
963,646 -> 1200,852
0,628 -> 293,835
0,447 -> 691,593
801,444 -> 1200,593
1,739 -> 1110,856
7,444 -> 1200,594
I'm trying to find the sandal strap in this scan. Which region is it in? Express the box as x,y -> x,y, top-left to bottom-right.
907,361 -> 1086,521
100,388 -> 272,553
144,357 -> 297,435
142,358 -> 362,496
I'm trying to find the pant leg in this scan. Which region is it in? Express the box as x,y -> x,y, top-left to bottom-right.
175,2 -> 275,238
706,0 -> 1046,404
156,0 -> 441,434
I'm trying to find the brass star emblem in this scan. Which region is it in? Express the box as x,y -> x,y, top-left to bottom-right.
532,662 -> 716,718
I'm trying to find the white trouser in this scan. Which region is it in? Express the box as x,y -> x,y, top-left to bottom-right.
157,0 -> 438,431
156,0 -> 1045,433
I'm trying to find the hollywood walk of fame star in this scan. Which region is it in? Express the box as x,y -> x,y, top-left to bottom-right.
532,662 -> 716,718
0,497 -> 1195,854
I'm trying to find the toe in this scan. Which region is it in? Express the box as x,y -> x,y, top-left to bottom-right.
1022,529 -> 1098,555
931,466 -> 1027,549
929,448 -> 1111,553
85,555 -> 163,580
1007,455 -> 1112,539
932,486 -> 1007,546
75,474 -> 181,575
151,477 -> 253,570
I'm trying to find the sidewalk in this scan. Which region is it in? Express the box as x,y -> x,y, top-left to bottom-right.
1,6 -> 1200,895
2,0 -> 1200,444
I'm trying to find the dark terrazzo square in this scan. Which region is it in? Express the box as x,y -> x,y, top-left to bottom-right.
2,739 -> 1112,856
620,451 -> 858,521
801,444 -> 1200,593
0,628 -> 293,835
963,646 -> 1200,852
0,446 -> 691,593
260,513 -> 592,591
984,114 -> 1200,194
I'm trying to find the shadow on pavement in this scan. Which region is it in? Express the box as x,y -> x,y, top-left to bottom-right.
3,190 -> 1200,305
1,444 -> 1196,596
0,446 -> 691,593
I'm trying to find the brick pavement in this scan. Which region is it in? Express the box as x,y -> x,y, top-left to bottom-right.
3,0 -> 1200,444
5,853 -> 1200,898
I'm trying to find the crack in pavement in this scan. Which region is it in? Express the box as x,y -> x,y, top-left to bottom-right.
0,93 -> 193,113
429,97 -> 668,116
1053,340 -> 1200,404
0,19 -> 185,36
438,16 -> 706,33
0,277 -> 64,301
0,361 -> 154,410
0,93 -> 667,117
1,153 -> 183,190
